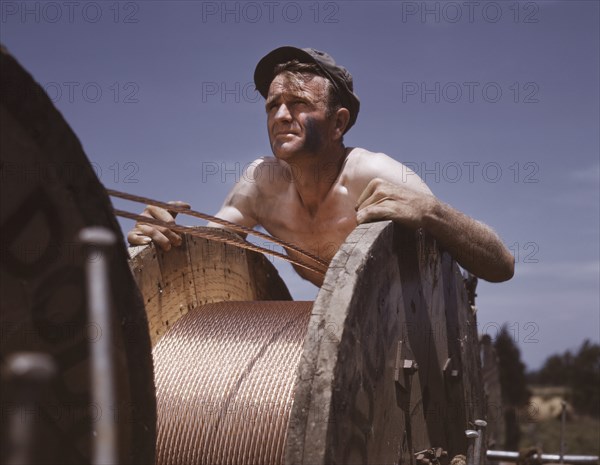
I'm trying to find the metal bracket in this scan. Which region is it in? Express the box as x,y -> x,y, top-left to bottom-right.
443,357 -> 459,379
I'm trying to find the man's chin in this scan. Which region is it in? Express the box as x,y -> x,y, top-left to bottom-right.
271,143 -> 299,160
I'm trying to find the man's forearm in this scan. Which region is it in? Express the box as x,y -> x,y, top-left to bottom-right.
355,178 -> 514,282
423,200 -> 514,282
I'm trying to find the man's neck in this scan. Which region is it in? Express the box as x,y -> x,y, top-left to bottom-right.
288,144 -> 348,217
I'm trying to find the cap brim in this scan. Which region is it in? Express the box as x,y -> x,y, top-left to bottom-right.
254,46 -> 318,98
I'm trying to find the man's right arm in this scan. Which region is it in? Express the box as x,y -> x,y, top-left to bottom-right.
205,177 -> 260,236
127,159 -> 264,249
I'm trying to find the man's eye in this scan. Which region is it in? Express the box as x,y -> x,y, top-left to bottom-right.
287,100 -> 307,109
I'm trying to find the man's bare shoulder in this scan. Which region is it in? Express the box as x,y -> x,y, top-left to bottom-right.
343,147 -> 431,194
215,156 -> 286,228
242,156 -> 293,193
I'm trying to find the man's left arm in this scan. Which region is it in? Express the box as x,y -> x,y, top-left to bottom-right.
354,157 -> 514,283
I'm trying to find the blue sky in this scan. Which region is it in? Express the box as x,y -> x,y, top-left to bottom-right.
2,0 -> 598,370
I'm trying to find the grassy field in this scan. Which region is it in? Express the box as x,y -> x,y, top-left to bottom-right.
518,386 -> 600,456
520,415 -> 600,455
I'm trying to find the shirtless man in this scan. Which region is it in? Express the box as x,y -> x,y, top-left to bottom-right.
127,46 -> 514,287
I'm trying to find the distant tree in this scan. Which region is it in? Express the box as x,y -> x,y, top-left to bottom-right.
571,340 -> 600,417
535,351 -> 572,385
530,339 -> 600,418
495,326 -> 531,406
494,325 -> 531,449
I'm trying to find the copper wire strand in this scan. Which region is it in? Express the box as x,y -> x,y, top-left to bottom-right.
107,189 -> 328,269
114,209 -> 326,277
152,302 -> 313,465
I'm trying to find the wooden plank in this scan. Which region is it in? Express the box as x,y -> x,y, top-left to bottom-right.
449,265 -> 486,430
285,222 -> 419,465
129,246 -> 167,345
396,229 -> 448,449
246,247 -> 293,301
481,335 -> 504,448
441,252 -> 469,455
187,232 -> 253,303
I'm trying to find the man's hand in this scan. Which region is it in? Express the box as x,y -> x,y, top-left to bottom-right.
355,178 -> 435,228
355,177 -> 514,282
127,201 -> 191,251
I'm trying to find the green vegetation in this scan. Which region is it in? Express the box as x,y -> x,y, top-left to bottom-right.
520,396 -> 600,455
528,340 -> 600,418
495,325 -> 532,449
520,340 -> 600,454
493,331 -> 599,453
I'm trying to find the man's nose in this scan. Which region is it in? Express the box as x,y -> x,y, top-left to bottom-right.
273,103 -> 292,122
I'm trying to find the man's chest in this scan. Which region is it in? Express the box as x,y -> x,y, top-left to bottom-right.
258,190 -> 359,263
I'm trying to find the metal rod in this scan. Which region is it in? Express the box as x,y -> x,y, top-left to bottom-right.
486,451 -> 599,464
474,420 -> 487,465
560,400 -> 566,463
79,227 -> 118,465
114,209 -> 327,275
466,430 -> 479,465
107,188 -> 328,268
3,353 -> 56,465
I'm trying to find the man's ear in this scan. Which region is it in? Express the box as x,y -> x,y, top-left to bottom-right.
332,107 -> 350,140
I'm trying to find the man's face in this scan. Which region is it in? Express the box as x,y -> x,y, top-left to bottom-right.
265,73 -> 333,161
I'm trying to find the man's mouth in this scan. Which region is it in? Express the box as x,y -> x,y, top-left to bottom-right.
274,132 -> 297,137
273,126 -> 299,137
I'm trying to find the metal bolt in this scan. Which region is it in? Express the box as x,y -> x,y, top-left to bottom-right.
79,227 -> 117,465
443,358 -> 451,371
474,419 -> 487,465
466,430 -> 479,465
402,359 -> 419,374
444,357 -> 460,378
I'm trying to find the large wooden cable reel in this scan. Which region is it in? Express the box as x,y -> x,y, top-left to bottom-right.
135,222 -> 485,464
0,48 -> 155,464
286,223 -> 484,463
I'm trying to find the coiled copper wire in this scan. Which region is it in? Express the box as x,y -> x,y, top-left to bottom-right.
153,301 -> 313,465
